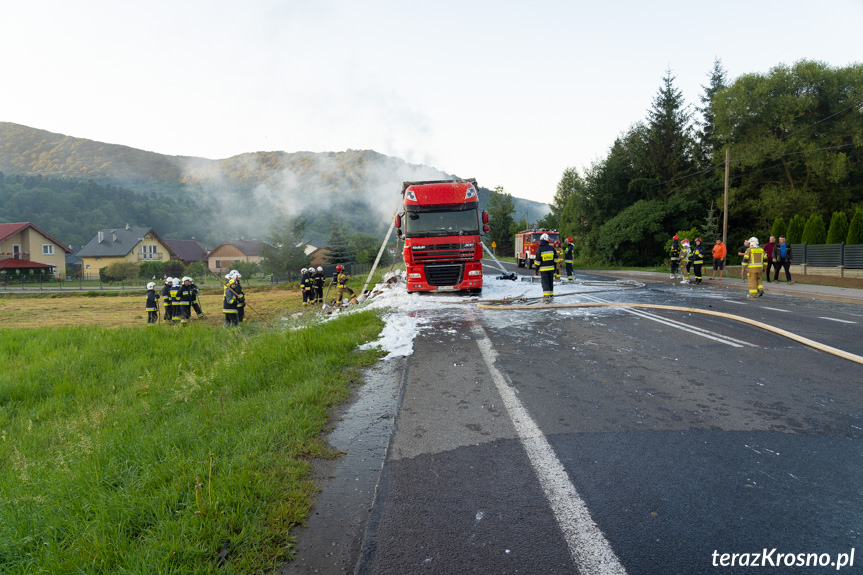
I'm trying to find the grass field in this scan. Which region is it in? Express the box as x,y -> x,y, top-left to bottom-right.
0,280 -> 387,574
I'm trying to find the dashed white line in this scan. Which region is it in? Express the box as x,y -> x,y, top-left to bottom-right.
472,324 -> 627,575
818,317 -> 857,324
762,307 -> 790,313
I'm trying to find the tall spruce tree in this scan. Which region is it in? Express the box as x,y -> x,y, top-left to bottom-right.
645,69 -> 694,188
847,209 -> 863,245
787,215 -> 806,244
770,217 -> 787,240
324,222 -> 354,264
802,214 -> 827,244
694,58 -> 728,169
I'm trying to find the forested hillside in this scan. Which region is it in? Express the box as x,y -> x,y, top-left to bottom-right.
0,123 -> 548,248
547,59 -> 863,265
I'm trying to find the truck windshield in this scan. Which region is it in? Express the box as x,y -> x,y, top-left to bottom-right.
405,210 -> 479,238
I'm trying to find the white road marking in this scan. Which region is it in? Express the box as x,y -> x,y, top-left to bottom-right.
762,307 -> 790,313
818,317 -> 857,324
472,324 -> 627,575
581,294 -> 757,348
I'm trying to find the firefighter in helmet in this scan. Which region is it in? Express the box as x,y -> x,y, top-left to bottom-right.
222,272 -> 240,327
145,282 -> 159,325
533,233 -> 557,302
314,266 -> 324,304
690,238 -> 706,285
563,237 -> 575,281
743,236 -> 765,298
161,277 -> 174,322
300,268 -> 309,305
669,235 -> 680,279
229,270 -> 246,321
335,264 -> 355,304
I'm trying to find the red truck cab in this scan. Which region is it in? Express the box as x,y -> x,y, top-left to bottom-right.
394,179 -> 489,294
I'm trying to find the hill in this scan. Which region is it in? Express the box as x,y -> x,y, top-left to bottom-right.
0,122 -> 549,247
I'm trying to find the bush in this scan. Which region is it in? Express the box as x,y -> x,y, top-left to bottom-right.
770,217 -> 787,240
138,260 -> 165,280
802,214 -> 827,244
826,211 -> 849,244
787,214 -> 806,244
99,262 -> 139,282
847,208 -> 863,245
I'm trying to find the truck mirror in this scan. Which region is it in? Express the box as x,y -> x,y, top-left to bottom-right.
482,210 -> 489,224
394,214 -> 401,229
482,224 -> 490,233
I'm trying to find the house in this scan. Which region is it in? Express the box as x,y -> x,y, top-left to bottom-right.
163,238 -> 208,265
77,226 -> 176,274
305,244 -> 331,267
208,239 -> 265,274
0,222 -> 73,279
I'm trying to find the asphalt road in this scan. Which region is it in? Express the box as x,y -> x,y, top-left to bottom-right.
292,262 -> 863,575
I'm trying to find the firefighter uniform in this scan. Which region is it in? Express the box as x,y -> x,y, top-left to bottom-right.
303,270 -> 313,305
336,269 -> 355,303
679,241 -> 691,282
169,280 -> 184,326
669,237 -> 680,278
313,268 -> 324,304
534,237 -> 556,300
690,239 -> 706,285
743,238 -> 765,297
553,241 -> 563,281
190,282 -> 204,318
222,276 -> 240,327
161,278 -> 173,322
232,275 -> 245,321
173,278 -> 195,326
145,284 -> 159,325
563,239 -> 575,281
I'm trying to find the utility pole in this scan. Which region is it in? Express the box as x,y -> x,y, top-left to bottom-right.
723,147 -> 730,246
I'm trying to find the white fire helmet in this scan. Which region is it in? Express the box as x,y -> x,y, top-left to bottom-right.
182,276 -> 192,283
301,268 -> 307,274
225,273 -> 233,280
749,237 -> 759,248
165,277 -> 173,284
232,271 -> 242,279
172,278 -> 180,287
540,233 -> 550,241
146,282 -> 155,290
317,266 -> 323,272
229,269 -> 238,277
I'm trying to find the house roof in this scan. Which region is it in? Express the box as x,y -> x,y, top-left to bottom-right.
214,239 -> 264,257
0,222 -> 73,254
164,239 -> 207,262
0,257 -> 55,269
77,227 -> 174,258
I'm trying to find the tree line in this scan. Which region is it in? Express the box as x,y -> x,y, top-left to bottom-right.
509,59 -> 863,265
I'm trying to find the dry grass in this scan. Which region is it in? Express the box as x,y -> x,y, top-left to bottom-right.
0,286 -> 308,329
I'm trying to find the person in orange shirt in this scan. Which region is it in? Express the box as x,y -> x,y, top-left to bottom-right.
709,238 -> 727,280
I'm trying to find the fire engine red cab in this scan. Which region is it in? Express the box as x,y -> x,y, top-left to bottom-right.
394,179 -> 489,294
515,229 -> 560,268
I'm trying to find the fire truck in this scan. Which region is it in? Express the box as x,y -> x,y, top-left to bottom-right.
515,229 -> 560,269
394,179 -> 490,293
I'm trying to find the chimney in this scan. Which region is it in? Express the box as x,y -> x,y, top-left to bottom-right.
112,231 -> 117,242
125,223 -> 130,230
98,231 -> 104,243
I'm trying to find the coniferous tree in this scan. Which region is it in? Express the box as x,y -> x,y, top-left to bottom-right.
324,222 -> 354,265
826,211 -> 849,244
694,58 -> 727,169
260,217 -> 309,276
787,215 -> 806,244
770,218 -> 787,240
847,209 -> 863,245
802,214 -> 827,244
645,69 -> 694,187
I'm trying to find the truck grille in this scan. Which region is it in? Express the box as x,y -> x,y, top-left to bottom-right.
425,264 -> 464,286
411,244 -> 475,263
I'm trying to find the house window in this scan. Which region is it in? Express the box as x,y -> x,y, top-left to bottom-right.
139,245 -> 157,259
42,244 -> 55,255
215,260 -> 222,268
13,244 -> 21,259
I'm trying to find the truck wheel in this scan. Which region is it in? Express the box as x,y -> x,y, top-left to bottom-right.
516,258 -> 524,268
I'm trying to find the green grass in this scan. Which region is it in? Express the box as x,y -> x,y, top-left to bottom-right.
0,311 -> 385,574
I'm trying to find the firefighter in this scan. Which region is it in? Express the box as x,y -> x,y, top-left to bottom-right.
743,236 -> 765,298
669,235 -> 680,279
145,282 -> 159,325
303,267 -> 314,305
533,233 -> 556,302
222,272 -> 240,327
161,277 -> 174,322
679,239 -> 691,283
171,276 -> 195,327
563,237 -> 575,281
335,264 -> 355,304
553,240 -> 563,281
300,268 -> 308,305
169,278 -> 182,326
230,271 -> 246,321
689,238 -> 706,285
314,266 -> 324,304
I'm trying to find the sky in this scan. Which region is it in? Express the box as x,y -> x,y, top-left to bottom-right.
1,0 -> 861,206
